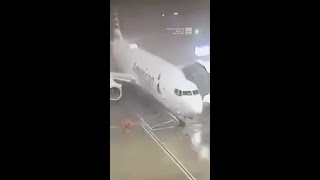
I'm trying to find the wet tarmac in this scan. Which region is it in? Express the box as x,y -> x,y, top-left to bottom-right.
110,84 -> 210,180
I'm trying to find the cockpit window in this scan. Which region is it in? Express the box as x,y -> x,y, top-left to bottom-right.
175,89 -> 199,96
175,89 -> 200,96
193,90 -> 200,95
183,91 -> 192,96
174,89 -> 182,96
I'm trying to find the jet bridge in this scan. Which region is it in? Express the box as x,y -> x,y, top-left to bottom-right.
182,61 -> 210,99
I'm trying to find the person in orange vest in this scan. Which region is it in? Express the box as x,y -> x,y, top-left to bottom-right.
121,117 -> 133,133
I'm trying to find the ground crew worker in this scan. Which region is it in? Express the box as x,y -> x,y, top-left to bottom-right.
121,118 -> 133,133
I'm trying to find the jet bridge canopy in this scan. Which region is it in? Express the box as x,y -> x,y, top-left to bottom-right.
182,61 -> 210,98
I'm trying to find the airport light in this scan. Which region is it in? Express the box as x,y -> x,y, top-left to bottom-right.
191,132 -> 201,147
173,12 -> 179,15
195,45 -> 210,56
200,146 -> 210,160
129,43 -> 138,49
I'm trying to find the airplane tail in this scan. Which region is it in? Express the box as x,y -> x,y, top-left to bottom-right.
112,10 -> 123,40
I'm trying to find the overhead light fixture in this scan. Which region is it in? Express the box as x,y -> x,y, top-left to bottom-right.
129,44 -> 138,49
195,29 -> 199,34
173,12 -> 179,15
195,45 -> 210,56
161,14 -> 165,17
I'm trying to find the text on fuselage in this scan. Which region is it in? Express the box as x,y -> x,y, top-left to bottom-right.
133,63 -> 154,88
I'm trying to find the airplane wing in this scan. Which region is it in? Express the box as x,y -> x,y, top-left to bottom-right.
110,72 -> 136,83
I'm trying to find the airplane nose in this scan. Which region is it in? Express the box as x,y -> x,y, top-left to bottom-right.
180,96 -> 203,115
193,99 -> 203,114
186,97 -> 203,115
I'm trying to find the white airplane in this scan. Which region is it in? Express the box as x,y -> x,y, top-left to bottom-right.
110,12 -> 204,122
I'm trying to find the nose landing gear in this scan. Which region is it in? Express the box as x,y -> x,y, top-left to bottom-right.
137,112 -> 201,133
169,113 -> 199,128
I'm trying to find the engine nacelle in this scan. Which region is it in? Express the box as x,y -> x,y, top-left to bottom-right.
110,78 -> 122,101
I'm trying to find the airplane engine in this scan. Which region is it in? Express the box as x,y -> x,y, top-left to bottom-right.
110,78 -> 122,101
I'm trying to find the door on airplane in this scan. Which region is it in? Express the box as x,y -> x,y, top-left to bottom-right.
156,73 -> 168,102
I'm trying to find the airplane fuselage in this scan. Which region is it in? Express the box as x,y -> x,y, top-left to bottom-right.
111,39 -> 203,117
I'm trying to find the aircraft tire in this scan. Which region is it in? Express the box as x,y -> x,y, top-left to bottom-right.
178,120 -> 185,127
